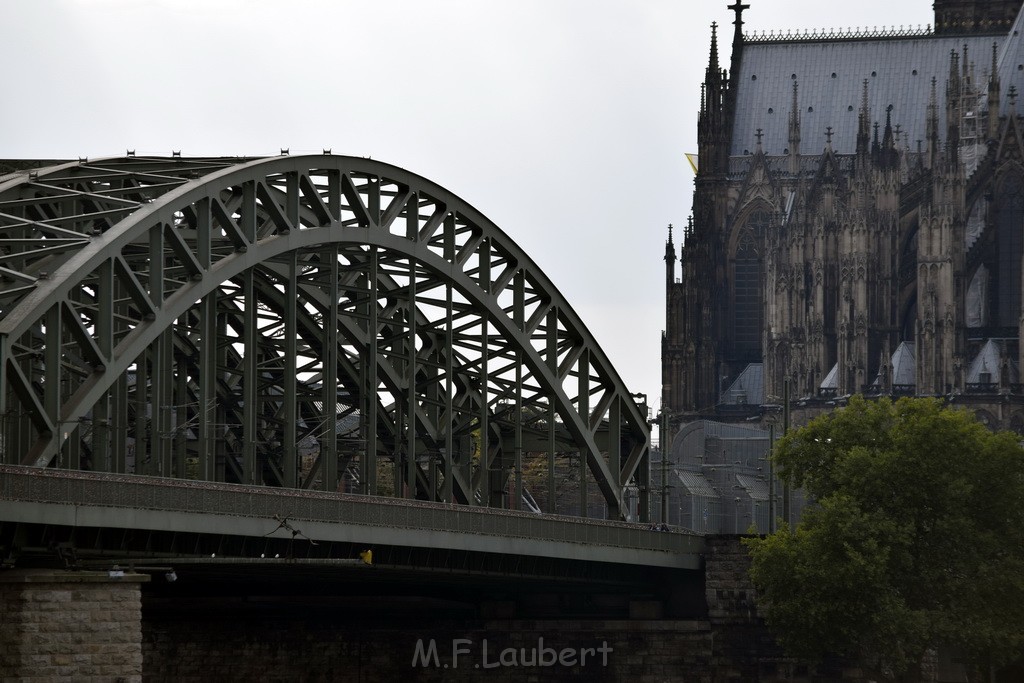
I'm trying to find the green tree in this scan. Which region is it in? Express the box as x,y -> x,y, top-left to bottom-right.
745,396 -> 1024,682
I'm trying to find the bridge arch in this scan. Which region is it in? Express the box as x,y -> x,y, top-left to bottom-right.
0,155 -> 649,520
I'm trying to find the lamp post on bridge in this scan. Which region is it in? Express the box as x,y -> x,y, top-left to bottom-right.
657,408 -> 678,526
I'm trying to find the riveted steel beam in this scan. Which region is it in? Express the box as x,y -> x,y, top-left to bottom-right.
0,156 -> 649,521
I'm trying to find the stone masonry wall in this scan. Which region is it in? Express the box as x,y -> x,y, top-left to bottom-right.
705,535 -> 870,683
0,569 -> 149,683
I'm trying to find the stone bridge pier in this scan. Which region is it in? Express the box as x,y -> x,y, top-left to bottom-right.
0,569 -> 149,682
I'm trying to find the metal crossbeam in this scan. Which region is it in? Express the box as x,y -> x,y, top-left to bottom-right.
0,155 -> 649,521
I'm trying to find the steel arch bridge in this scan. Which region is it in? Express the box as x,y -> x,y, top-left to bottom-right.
0,155 -> 650,521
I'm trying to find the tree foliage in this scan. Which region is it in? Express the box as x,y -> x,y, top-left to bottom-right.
745,396 -> 1024,681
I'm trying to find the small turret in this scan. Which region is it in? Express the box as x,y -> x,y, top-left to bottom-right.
945,49 -> 962,163
988,41 -> 1002,140
927,77 -> 940,168
879,107 -> 899,169
856,80 -> 872,158
788,80 -> 801,173
665,223 -> 677,286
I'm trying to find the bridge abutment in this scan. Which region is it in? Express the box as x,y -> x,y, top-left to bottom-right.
0,569 -> 148,682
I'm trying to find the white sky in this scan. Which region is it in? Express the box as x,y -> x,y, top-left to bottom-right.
0,0 -> 935,410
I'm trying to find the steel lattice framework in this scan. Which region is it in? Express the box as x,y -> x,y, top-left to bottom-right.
0,155 -> 650,520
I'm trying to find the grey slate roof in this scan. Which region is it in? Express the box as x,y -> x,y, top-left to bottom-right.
997,7 -> 1024,105
820,362 -> 838,390
730,17 -> 1024,158
870,341 -> 916,386
735,473 -> 769,501
966,339 -> 1020,383
675,469 -> 718,498
967,339 -> 1001,382
719,362 -> 764,405
891,341 -> 916,386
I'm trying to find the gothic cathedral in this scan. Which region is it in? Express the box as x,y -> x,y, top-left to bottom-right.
663,0 -> 1024,432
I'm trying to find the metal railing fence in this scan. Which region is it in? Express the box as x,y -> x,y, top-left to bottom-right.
0,465 -> 703,556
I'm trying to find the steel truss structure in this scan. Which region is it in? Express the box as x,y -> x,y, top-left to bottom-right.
0,155 -> 650,520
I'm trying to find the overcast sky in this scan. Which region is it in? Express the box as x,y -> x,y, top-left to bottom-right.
1,0 -> 935,412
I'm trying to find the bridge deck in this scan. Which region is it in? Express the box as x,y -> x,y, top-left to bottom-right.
0,466 -> 703,570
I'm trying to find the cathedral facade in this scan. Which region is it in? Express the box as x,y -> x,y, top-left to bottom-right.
663,0 -> 1024,432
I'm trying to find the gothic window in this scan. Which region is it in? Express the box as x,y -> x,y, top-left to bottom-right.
996,171 -> 1024,328
733,211 -> 769,358
966,264 -> 989,328
965,198 -> 987,249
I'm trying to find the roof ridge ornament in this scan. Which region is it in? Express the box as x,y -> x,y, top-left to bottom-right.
744,23 -> 933,43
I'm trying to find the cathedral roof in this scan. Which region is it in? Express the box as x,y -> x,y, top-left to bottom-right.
730,17 -> 1024,157
891,341 -> 916,386
719,362 -> 764,405
966,339 -> 1020,383
735,473 -> 769,501
865,341 -> 916,388
674,469 -> 718,498
997,7 -> 1024,105
820,363 -> 838,390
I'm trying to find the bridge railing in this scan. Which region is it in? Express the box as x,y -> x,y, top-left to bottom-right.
0,465 -> 702,555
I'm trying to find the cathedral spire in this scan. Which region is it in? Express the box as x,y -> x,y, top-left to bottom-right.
857,79 -> 871,156
947,47 -> 961,103
946,48 -> 961,120
946,49 -> 962,163
927,76 -> 940,167
707,21 -> 720,77
988,40 -> 1001,140
788,82 -> 801,148
698,21 -> 728,174
880,106 -> 899,168
665,223 -> 677,285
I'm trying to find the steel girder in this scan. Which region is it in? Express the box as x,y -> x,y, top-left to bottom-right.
0,155 -> 650,521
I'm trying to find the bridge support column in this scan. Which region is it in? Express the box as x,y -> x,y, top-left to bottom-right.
0,569 -> 149,682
